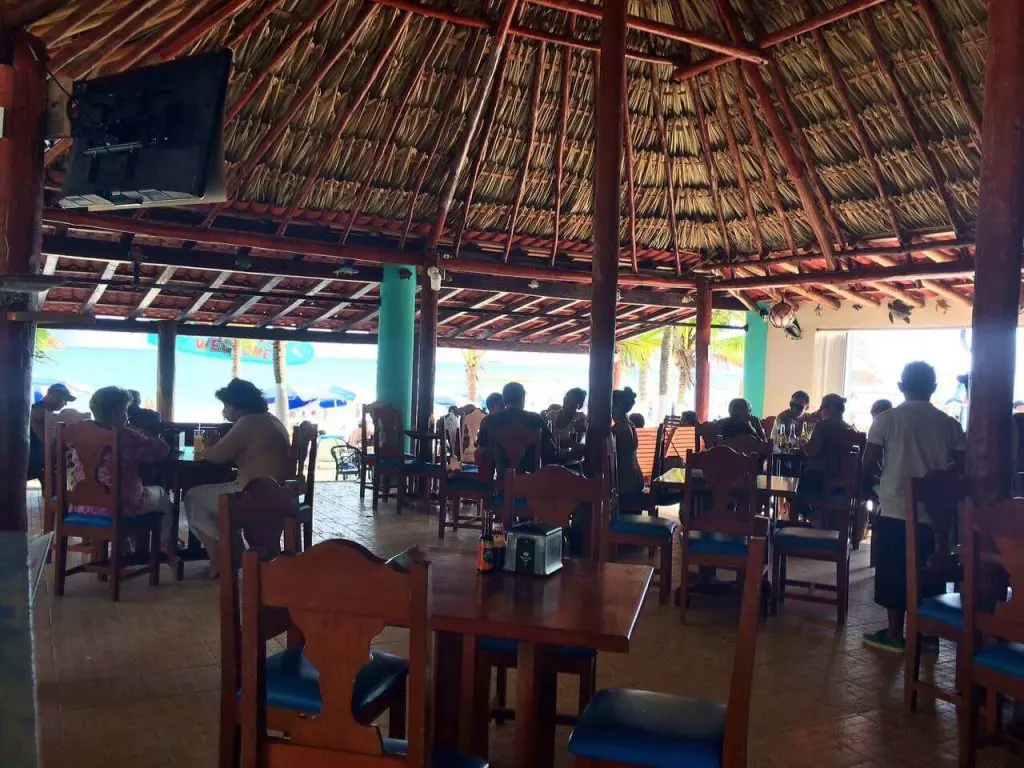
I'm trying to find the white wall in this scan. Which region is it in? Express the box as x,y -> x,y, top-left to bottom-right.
764,301 -> 976,417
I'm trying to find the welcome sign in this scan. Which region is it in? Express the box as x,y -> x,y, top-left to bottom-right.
146,335 -> 314,366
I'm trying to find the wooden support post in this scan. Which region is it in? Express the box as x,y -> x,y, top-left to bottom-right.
587,0 -> 626,466
694,280 -> 712,421
156,321 -> 177,420
416,261 -> 440,459
0,28 -> 46,768
966,0 -> 1024,503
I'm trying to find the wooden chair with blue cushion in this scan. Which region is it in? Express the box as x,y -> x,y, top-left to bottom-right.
603,436 -> 677,605
437,414 -> 488,539
960,498 -> 1024,767
650,423 -> 696,511
289,421 -> 318,551
771,436 -> 862,626
678,446 -> 762,624
238,539 -> 489,768
53,421 -> 164,602
904,468 -> 965,712
367,402 -> 439,514
488,424 -> 541,523
485,465 -> 608,725
219,480 -> 409,768
568,520 -> 768,768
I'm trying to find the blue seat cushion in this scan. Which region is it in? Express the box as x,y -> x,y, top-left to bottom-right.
917,593 -> 963,629
684,534 -> 748,557
568,688 -> 725,768
974,642 -> 1024,682
255,646 -> 409,718
610,516 -> 678,539
382,738 -> 489,768
63,510 -> 163,529
479,636 -> 597,660
773,527 -> 840,552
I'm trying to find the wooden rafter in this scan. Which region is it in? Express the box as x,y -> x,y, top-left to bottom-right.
299,283 -> 377,329
277,11 -> 412,235
712,69 -> 764,255
509,24 -> 678,67
452,42 -> 512,258
257,278 -> 333,327
826,285 -> 881,306
862,13 -> 961,234
503,42 -> 547,263
225,0 -> 339,123
82,262 -> 118,312
342,26 -> 447,244
214,276 -> 284,325
690,76 -> 732,256
622,68 -> 639,273
49,0 -> 159,77
648,64 -> 682,275
714,0 -> 837,268
730,62 -> 796,255
453,296 -> 544,336
673,0 -> 893,80
550,23 -> 574,266
179,272 -> 231,320
113,0 -> 227,71
426,0 -> 525,251
801,0 -> 902,239
129,266 -> 177,319
915,0 -> 981,137
715,258 -> 975,289
439,292 -> 507,328
337,306 -> 380,331
38,0 -> 113,46
399,27 -> 482,248
224,0 -> 291,50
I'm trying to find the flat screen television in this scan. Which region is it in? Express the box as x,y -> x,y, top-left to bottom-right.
58,50 -> 232,211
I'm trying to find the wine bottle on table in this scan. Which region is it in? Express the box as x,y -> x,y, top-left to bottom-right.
477,511 -> 495,573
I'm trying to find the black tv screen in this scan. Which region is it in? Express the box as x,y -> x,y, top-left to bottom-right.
58,50 -> 232,210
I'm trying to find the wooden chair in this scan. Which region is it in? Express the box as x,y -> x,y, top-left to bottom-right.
961,499 -> 1024,766
658,423 -> 697,474
568,523 -> 768,768
678,446 -> 763,624
290,421 -> 319,551
219,479 -> 409,768
53,421 -> 164,602
365,401 -> 438,514
489,424 -> 542,520
330,443 -> 361,481
771,435 -> 862,626
696,421 -> 721,450
904,468 -> 965,712
436,416 -> 488,539
634,427 -> 660,486
238,539 -> 488,768
42,408 -> 89,561
603,437 -> 678,605
484,465 -> 608,726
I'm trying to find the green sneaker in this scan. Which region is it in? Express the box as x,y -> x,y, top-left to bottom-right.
863,629 -> 906,653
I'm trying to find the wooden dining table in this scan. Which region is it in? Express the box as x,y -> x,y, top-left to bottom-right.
418,548 -> 653,768
653,466 -> 800,500
162,446 -> 235,577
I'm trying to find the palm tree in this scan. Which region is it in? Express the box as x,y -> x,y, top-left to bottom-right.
231,339 -> 242,379
272,340 -> 288,423
672,310 -> 748,413
618,330 -> 661,416
33,328 -> 62,361
461,349 -> 484,404
657,328 -> 673,422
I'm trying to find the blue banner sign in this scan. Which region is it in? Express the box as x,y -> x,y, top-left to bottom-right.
146,335 -> 313,366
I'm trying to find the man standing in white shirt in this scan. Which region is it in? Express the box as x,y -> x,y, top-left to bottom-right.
861,361 -> 966,653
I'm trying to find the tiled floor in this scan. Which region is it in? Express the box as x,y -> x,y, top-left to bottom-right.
32,483 -> 1016,767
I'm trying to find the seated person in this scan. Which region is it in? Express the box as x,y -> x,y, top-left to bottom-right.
28,383 -> 77,481
628,413 -> 646,428
484,392 -> 504,414
69,386 -> 173,545
612,388 -> 645,498
871,399 -> 893,419
126,389 -> 163,433
476,381 -> 558,473
184,379 -> 291,578
548,387 -> 588,450
799,393 -> 856,497
773,390 -> 811,438
679,410 -> 699,427
719,398 -> 766,441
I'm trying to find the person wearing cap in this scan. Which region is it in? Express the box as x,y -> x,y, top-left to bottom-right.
27,383 -> 77,481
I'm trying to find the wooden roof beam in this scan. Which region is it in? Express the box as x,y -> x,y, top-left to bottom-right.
426,0 -> 524,252
452,296 -> 545,336
82,262 -> 118,312
129,266 -> 177,319
337,306 -> 380,331
38,0 -> 114,46
224,0 -> 292,50
503,42 -> 547,263
920,279 -> 972,307
691,76 -> 732,256
715,258 -> 976,289
298,283 -> 377,329
823,285 -> 882,306
48,0 -> 158,76
714,0 -> 836,268
916,0 -> 981,138
713,69 -> 764,255
179,272 -> 231,320
213,275 -> 284,325
511,24 -> 679,68
342,27 -> 447,244
648,64 -> 682,275
672,0 -> 893,81
439,292 -> 506,328
257,278 -> 333,327
623,84 -> 639,273
549,27 -> 574,266
113,0 -> 229,70
862,13 -> 961,235
278,11 -> 412,235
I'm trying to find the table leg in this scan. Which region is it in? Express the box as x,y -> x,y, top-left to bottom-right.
458,635 -> 490,759
168,463 -> 182,580
513,641 -> 557,768
433,631 -> 462,750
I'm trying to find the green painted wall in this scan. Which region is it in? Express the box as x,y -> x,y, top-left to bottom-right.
743,307 -> 768,417
376,265 -> 416,430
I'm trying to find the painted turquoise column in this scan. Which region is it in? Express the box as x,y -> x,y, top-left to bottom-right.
376,265 -> 416,431
743,307 -> 768,417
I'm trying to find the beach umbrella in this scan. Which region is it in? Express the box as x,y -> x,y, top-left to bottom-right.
434,394 -> 457,408
318,386 -> 357,409
264,387 -> 316,410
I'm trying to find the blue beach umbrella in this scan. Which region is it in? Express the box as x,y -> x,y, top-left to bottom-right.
434,394 -> 457,409
318,386 -> 357,409
264,387 -> 317,410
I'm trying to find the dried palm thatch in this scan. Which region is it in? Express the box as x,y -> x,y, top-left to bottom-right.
24,0 -> 989,339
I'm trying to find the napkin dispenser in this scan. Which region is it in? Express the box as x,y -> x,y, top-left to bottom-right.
504,521 -> 563,576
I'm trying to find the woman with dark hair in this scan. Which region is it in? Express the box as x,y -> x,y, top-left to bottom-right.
612,387 -> 645,496
548,387 -> 588,450
70,386 -> 173,543
183,379 -> 291,578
